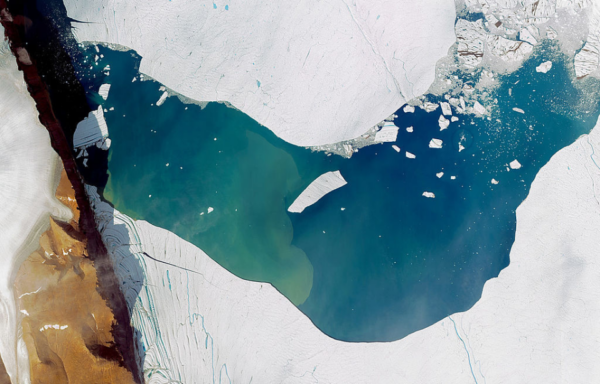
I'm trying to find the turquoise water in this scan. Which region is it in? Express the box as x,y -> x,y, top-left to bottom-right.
77,44 -> 600,341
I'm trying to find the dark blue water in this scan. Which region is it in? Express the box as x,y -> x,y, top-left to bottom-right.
76,43 -> 600,341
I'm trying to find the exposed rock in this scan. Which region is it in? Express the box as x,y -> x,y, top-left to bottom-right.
15,170 -> 137,384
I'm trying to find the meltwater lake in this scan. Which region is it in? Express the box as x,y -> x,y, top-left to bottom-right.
77,44 -> 600,342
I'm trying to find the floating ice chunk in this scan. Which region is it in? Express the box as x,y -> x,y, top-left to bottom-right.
450,175 -> 456,180
392,145 -> 401,152
73,106 -> 109,149
513,107 -> 525,114
436,172 -> 444,178
574,33 -> 600,78
440,102 -> 452,116
406,126 -> 414,133
536,61 -> 552,73
422,192 -> 435,198
473,101 -> 487,115
403,105 -> 415,113
459,144 -> 465,152
488,36 -> 533,62
288,171 -> 347,213
95,138 -> 111,150
510,159 -> 522,169
375,122 -> 399,143
429,138 -> 443,148
98,84 -> 111,100
491,178 -> 499,184
156,91 -> 169,107
438,115 -> 450,130
422,102 -> 439,112
405,151 -> 416,159
455,19 -> 486,68
207,207 -> 214,213
451,116 -> 459,122
519,28 -> 538,45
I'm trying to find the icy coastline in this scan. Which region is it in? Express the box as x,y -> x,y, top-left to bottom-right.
88,115 -> 600,383
62,0 -> 456,146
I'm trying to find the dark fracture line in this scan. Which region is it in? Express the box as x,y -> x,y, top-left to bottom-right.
141,252 -> 202,275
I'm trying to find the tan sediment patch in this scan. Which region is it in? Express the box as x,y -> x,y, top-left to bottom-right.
0,356 -> 10,384
14,169 -> 135,384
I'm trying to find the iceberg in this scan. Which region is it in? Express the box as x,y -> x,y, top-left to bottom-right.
288,171 -> 347,213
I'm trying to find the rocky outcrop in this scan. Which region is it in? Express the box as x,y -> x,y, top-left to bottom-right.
15,170 -> 136,384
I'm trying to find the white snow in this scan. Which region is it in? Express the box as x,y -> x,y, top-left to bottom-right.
85,114 -> 600,383
62,0 -> 456,146
519,27 -> 538,45
574,1 -> 600,78
98,83 -> 111,100
374,122 -> 399,143
72,106 -> 109,149
288,171 -> 347,213
156,91 -> 168,107
440,102 -> 452,116
536,61 -> 553,73
472,101 -> 487,115
403,105 -> 415,113
438,115 -> 450,130
0,34 -> 72,384
429,138 -> 443,149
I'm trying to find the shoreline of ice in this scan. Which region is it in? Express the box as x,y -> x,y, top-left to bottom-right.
87,115 -> 600,383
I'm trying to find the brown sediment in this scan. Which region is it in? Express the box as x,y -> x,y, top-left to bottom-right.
0,2 -> 141,382
14,170 -> 136,384
0,357 -> 11,384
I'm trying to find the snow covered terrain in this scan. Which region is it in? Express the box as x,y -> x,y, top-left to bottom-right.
0,32 -> 72,384
62,0 -> 456,146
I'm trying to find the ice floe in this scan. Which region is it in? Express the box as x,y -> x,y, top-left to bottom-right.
63,0 -> 456,146
429,138 -> 443,149
73,106 -> 109,149
374,122 -> 399,143
98,83 -> 111,100
536,61 -> 553,73
288,171 -> 347,213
